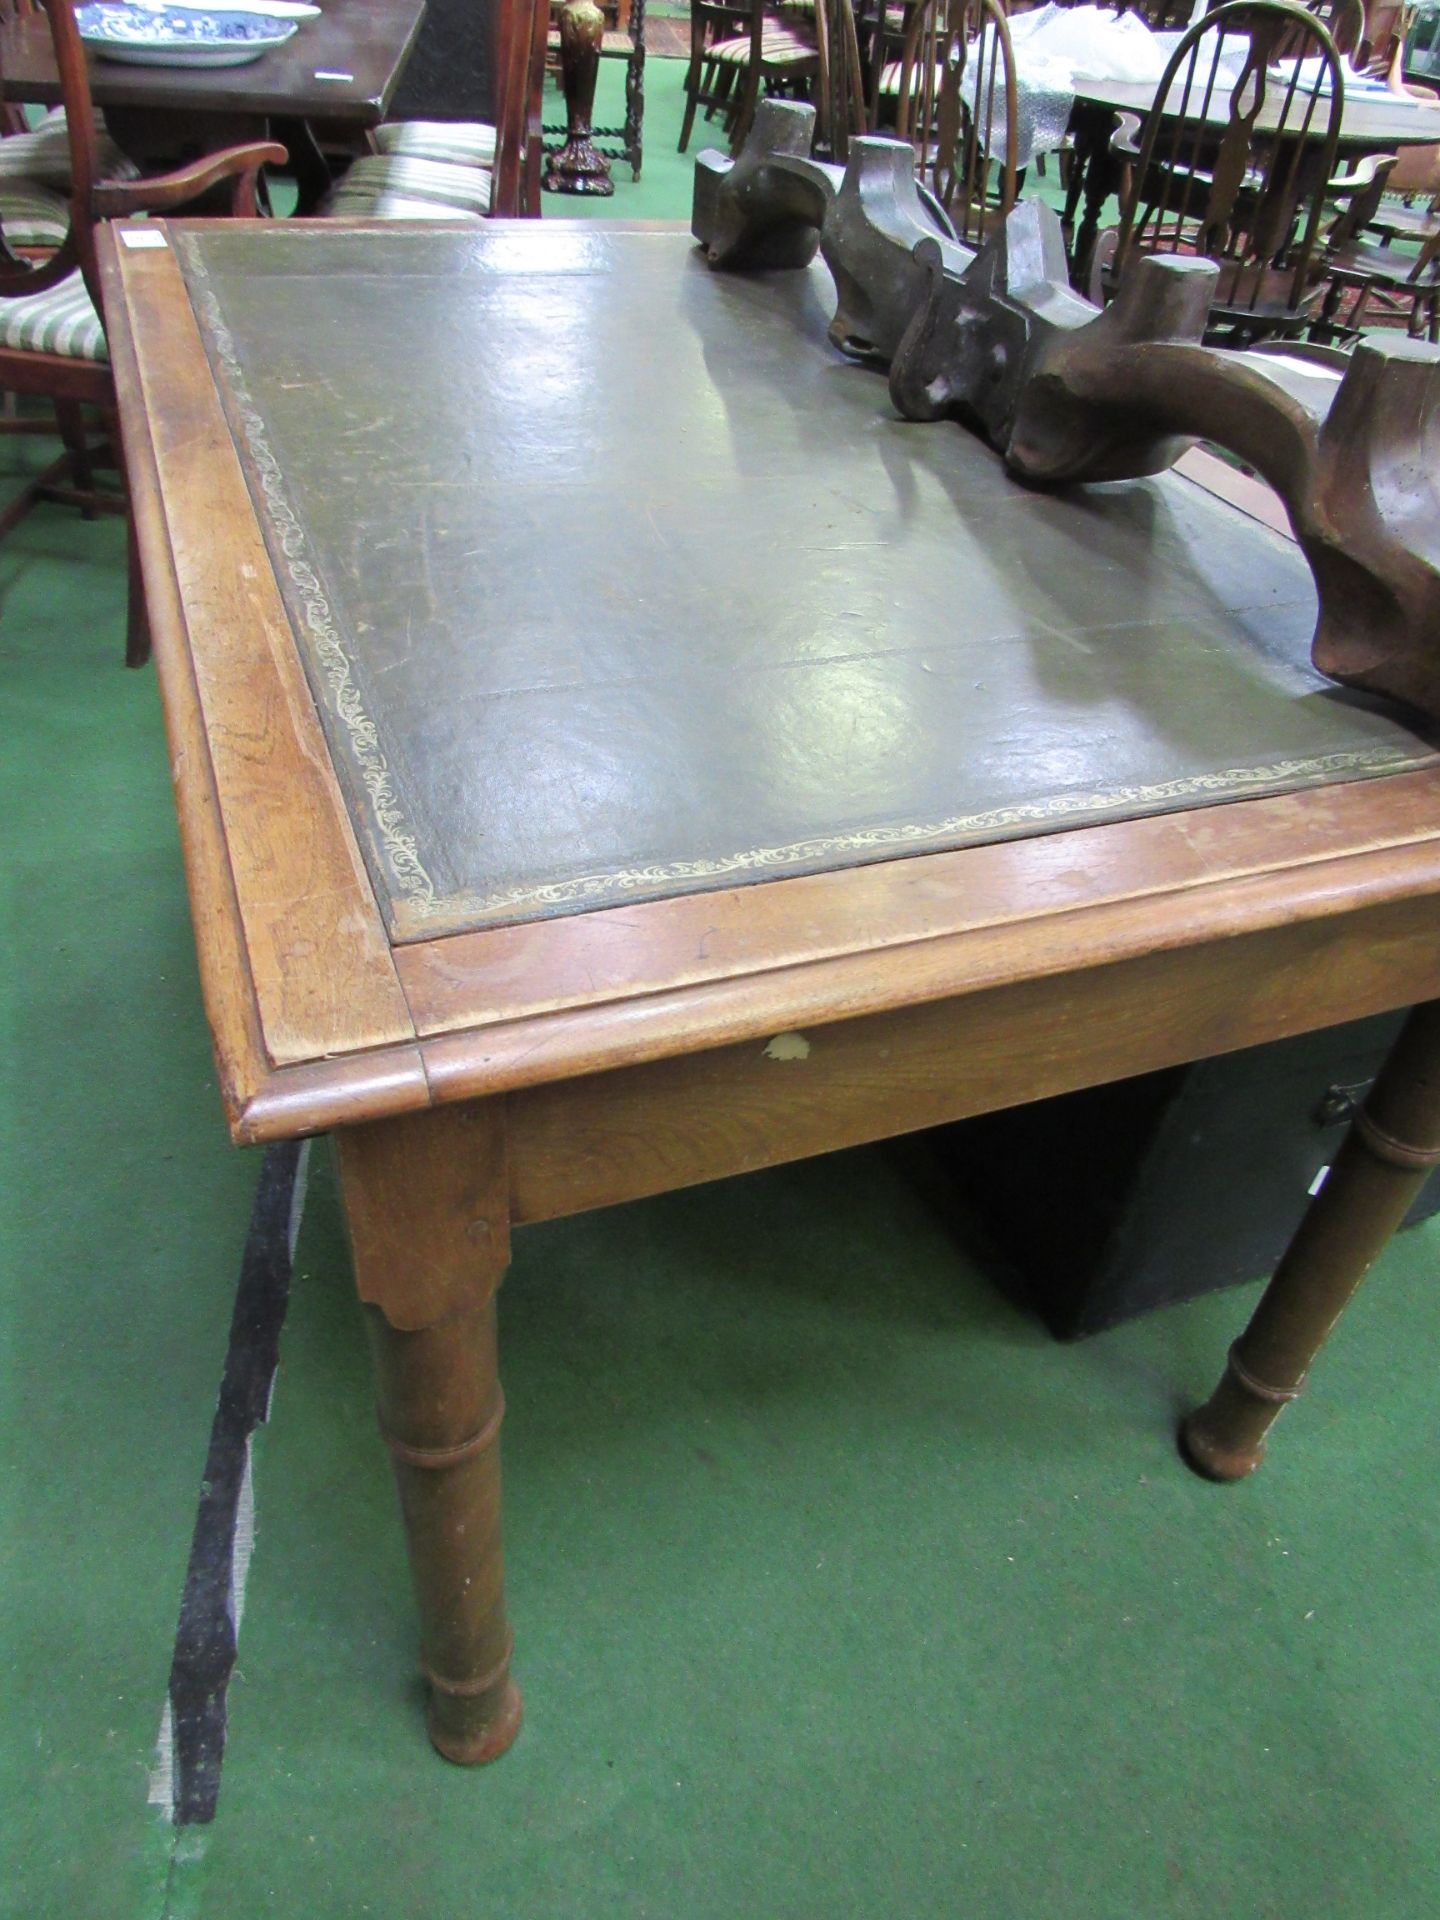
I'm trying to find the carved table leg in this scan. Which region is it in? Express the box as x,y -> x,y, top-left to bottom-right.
1067,103 -> 1121,288
337,1102 -> 522,1765
543,0 -> 615,197
1182,1002 -> 1440,1482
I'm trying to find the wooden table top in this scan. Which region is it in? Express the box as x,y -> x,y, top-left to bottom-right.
1071,72 -> 1440,148
99,219 -> 1440,1150
0,0 -> 425,123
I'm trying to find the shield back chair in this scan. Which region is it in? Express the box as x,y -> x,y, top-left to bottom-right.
0,0 -> 283,664
327,0 -> 549,217
892,0 -> 1017,246
1093,0 -> 1346,344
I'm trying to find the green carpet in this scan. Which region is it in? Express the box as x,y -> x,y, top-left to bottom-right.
2,102 -> 1438,1918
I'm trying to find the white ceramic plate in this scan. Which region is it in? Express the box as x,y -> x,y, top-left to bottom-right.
75,3 -> 299,66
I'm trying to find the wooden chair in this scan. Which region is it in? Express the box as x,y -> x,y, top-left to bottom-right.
337,0 -> 549,217
892,0 -> 1017,244
0,0 -> 282,664
1327,224 -> 1440,335
678,1 -> 749,153
1093,0 -> 1346,344
815,0 -> 869,159
1314,146 -> 1440,335
677,0 -> 822,154
1361,132 -> 1440,245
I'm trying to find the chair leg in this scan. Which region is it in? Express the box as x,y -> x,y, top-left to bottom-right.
106,401 -> 151,668
729,67 -> 760,152
1311,276 -> 1346,344
678,48 -> 703,151
125,503 -> 151,670
53,400 -> 99,515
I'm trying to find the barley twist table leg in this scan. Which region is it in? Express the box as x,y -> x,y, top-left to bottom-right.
338,1101 -> 521,1764
1182,1000 -> 1440,1481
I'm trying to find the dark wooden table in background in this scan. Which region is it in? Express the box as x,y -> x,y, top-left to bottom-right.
100,218 -> 1440,1770
0,0 -> 426,206
1066,74 -> 1440,277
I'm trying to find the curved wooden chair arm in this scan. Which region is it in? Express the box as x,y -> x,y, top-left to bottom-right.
0,232 -> 79,298
1328,151 -> 1394,191
92,140 -> 289,219
1108,110 -> 1143,159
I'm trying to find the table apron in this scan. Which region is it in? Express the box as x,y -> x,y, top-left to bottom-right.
504,892 -> 1440,1224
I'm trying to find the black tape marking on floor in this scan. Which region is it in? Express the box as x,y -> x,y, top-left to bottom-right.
161,1139 -> 306,1826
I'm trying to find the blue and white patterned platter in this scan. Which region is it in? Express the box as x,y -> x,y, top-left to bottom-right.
75,4 -> 299,65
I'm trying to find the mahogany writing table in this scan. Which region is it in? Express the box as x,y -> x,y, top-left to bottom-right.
100,219 -> 1440,1766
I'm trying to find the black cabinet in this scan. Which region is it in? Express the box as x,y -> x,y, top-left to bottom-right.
933,1012 -> 1440,1338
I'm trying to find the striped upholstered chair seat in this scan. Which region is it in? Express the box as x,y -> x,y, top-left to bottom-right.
325,151 -> 493,221
0,180 -> 72,249
877,57 -> 948,96
0,107 -> 139,191
710,24 -> 816,61
0,271 -> 106,362
371,120 -> 498,168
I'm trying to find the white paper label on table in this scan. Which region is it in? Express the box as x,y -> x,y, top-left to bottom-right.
120,228 -> 169,249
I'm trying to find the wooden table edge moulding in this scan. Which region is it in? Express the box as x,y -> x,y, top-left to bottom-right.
100,219 -> 1440,1768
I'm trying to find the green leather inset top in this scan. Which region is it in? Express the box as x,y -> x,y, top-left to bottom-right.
176,224 -> 1437,939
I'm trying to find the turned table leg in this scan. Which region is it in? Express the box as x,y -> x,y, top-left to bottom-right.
1182,1001 -> 1440,1482
543,0 -> 615,197
337,1102 -> 522,1765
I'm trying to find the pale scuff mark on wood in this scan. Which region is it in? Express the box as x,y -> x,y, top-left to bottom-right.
764,1031 -> 811,1061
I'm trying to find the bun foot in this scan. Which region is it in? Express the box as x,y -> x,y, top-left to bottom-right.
428,1675 -> 524,1767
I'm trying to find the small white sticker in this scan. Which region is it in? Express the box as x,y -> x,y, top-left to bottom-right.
1308,1165 -> 1330,1197
314,68 -> 354,80
120,228 -> 168,249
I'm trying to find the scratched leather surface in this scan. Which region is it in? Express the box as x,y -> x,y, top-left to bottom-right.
176,225 -> 1437,940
